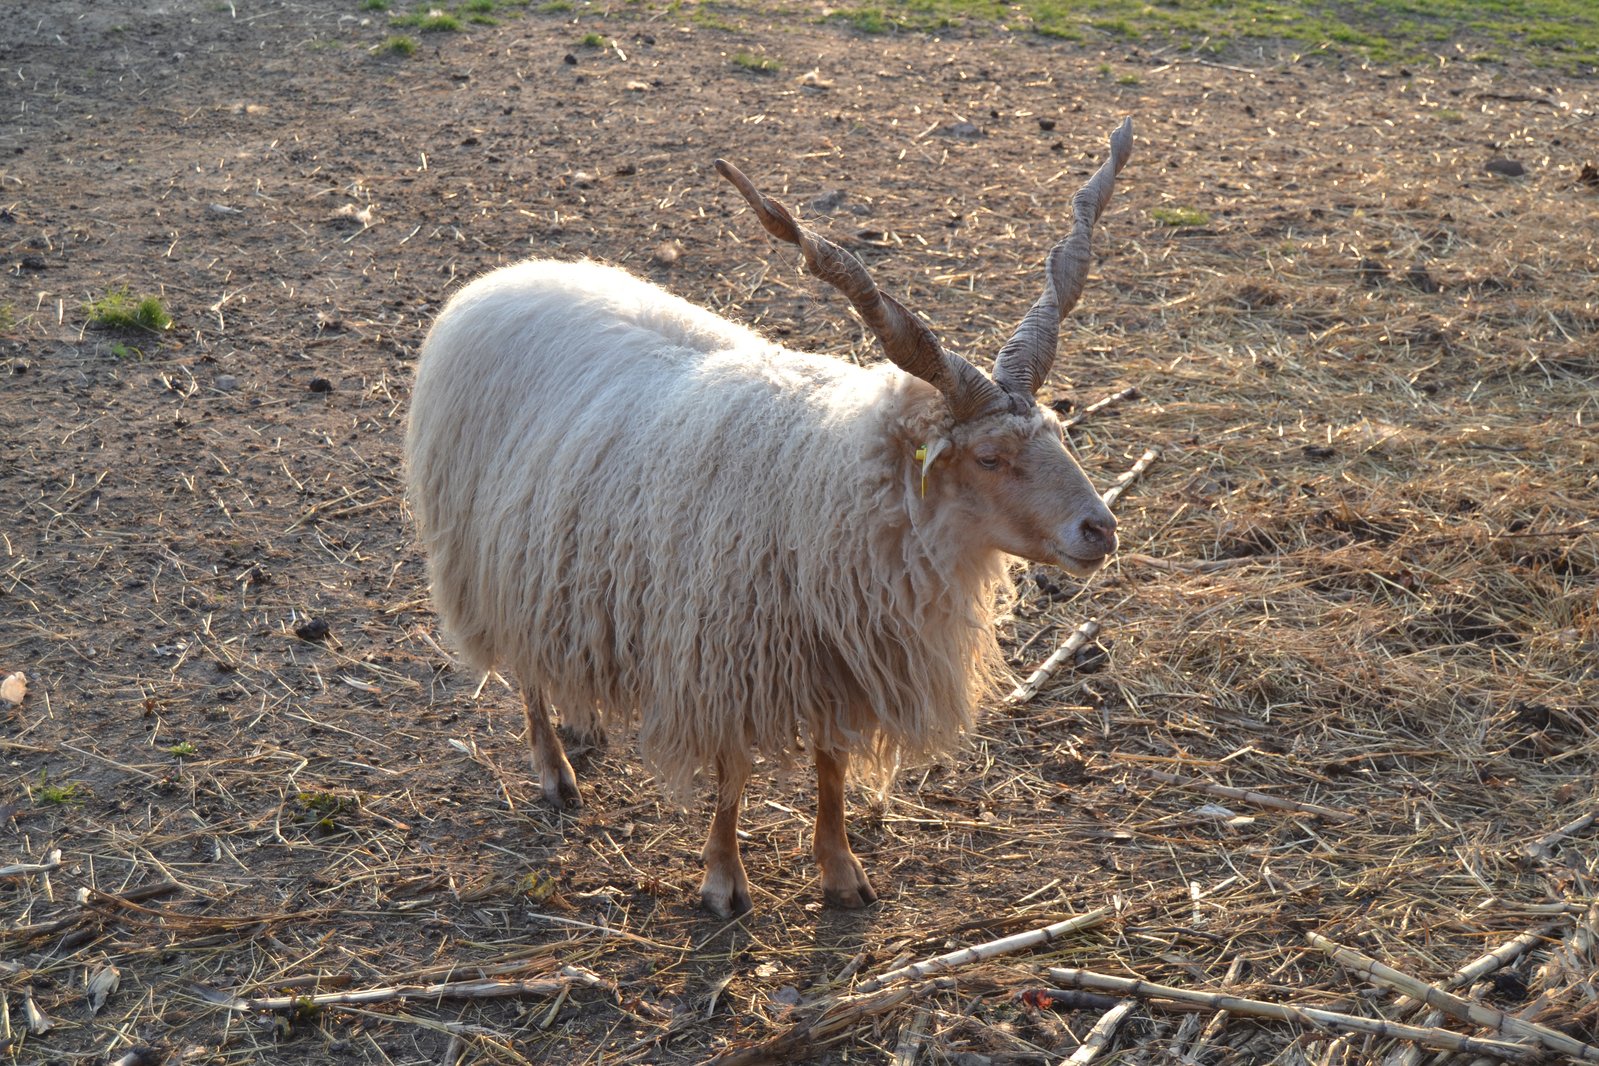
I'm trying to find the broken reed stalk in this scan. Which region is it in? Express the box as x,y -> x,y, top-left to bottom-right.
0,849 -> 61,878
707,980 -> 936,1066
1040,966 -> 1540,1061
1524,808 -> 1599,861
1385,922 -> 1564,1066
1100,447 -> 1159,509
890,1007 -> 931,1066
1060,386 -> 1140,429
1139,767 -> 1355,822
856,907 -> 1111,993
1306,932 -> 1599,1062
1007,620 -> 1101,704
223,966 -> 607,1013
1188,955 -> 1245,1061
1065,1000 -> 1137,1064
1404,921 -> 1562,1011
1,880 -> 183,949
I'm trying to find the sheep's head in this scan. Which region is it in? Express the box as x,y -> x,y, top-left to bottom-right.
717,117 -> 1132,575
938,406 -> 1116,576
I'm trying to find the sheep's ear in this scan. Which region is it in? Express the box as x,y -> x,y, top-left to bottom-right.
992,118 -> 1133,400
716,158 -> 1005,423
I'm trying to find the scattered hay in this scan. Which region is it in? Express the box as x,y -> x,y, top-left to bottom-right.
1,6 -> 1595,1065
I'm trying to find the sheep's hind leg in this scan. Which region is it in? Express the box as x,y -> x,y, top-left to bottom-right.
699,755 -> 753,917
814,747 -> 878,908
520,686 -> 581,809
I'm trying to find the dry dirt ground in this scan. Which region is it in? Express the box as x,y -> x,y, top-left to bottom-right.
2,3 -> 1597,1065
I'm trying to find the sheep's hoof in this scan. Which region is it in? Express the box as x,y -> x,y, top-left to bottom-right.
821,859 -> 879,909
823,880 -> 879,909
699,870 -> 753,919
538,762 -> 582,810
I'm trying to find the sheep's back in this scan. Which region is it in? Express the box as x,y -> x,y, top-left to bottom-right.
408,260 -> 995,794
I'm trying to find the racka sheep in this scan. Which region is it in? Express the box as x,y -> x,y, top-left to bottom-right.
405,119 -> 1132,917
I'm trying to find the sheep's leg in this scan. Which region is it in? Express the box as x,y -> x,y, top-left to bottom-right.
520,686 -> 581,809
814,747 -> 878,908
699,756 -> 752,917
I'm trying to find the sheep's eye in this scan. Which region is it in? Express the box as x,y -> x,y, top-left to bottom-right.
976,454 -> 1001,470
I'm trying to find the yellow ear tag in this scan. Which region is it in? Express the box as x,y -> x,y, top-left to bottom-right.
915,445 -> 928,498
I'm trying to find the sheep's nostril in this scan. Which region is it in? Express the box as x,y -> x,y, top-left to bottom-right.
1081,515 -> 1118,554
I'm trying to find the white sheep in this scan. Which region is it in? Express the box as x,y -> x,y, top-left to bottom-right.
405,119 -> 1132,916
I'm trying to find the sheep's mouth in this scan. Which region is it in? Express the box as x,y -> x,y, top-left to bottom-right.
1053,551 -> 1109,578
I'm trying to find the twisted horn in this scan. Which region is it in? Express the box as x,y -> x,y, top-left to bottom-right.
716,159 -> 1005,421
992,117 -> 1134,400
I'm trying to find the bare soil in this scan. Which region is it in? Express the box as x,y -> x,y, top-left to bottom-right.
3,4 -> 1597,1065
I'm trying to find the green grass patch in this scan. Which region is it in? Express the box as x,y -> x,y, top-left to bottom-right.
360,0 -> 390,10
1151,206 -> 1211,227
815,0 -> 1599,68
731,51 -> 780,73
34,772 -> 86,806
579,30 -> 607,45
379,33 -> 418,53
166,740 -> 198,757
85,288 -> 172,332
538,0 -> 573,11
393,10 -> 462,31
298,790 -> 358,832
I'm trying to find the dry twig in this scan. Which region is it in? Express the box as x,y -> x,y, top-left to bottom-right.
857,907 -> 1111,992
1100,447 -> 1160,509
1007,620 -> 1101,704
1308,931 -> 1599,1062
1041,966 -> 1542,1061
1064,1000 -> 1137,1064
1138,767 -> 1355,822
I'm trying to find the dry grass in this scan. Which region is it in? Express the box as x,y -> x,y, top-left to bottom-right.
1,3 -> 1596,1064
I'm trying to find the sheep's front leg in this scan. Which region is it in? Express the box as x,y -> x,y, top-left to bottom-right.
700,756 -> 752,917
520,686 -> 581,809
814,747 -> 878,908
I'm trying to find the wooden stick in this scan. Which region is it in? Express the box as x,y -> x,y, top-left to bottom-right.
1007,620 -> 1101,704
0,849 -> 61,878
1306,932 -> 1599,1062
1139,767 -> 1355,822
1041,966 -> 1539,1061
857,907 -> 1111,993
1061,386 -> 1141,429
1065,1000 -> 1136,1064
1100,447 -> 1160,509
226,966 -> 607,1013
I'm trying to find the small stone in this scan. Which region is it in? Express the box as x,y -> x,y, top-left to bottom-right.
563,53 -> 577,66
808,189 -> 847,214
943,121 -> 984,140
1037,116 -> 1056,131
1405,265 -> 1442,294
216,374 -> 238,392
20,255 -> 46,271
1484,157 -> 1526,177
651,241 -> 683,265
308,377 -> 334,393
294,618 -> 330,642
